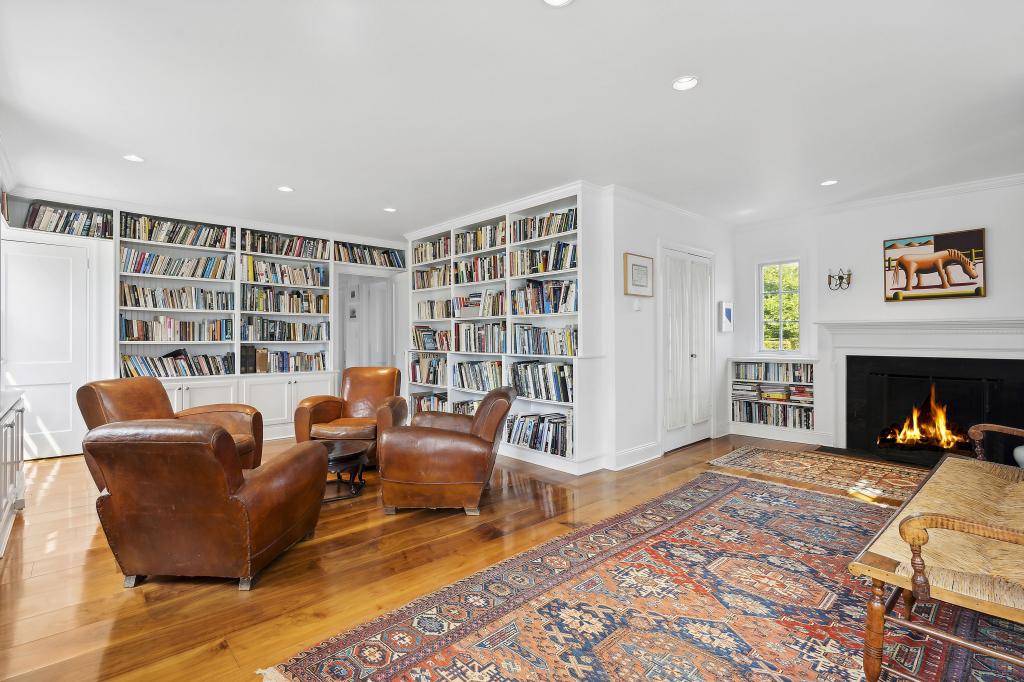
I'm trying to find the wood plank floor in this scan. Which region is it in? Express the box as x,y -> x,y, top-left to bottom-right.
1,435 -> 857,681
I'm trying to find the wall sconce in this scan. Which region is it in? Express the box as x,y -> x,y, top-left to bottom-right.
827,268 -> 853,290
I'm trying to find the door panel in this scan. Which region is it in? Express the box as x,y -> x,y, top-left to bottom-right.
290,375 -> 334,413
663,252 -> 691,431
164,381 -> 184,412
690,258 -> 713,426
241,376 -> 293,426
2,241 -> 89,458
185,379 -> 238,409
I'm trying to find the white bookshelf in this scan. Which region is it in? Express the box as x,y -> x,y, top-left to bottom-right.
406,186 -> 593,473
729,356 -> 822,444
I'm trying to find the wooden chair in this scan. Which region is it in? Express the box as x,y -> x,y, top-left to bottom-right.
968,422 -> 1024,461
849,455 -> 1024,681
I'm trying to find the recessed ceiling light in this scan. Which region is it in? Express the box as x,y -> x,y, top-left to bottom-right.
383,207 -> 397,213
672,76 -> 699,91
277,186 -> 294,193
820,179 -> 839,186
122,154 -> 145,163
543,0 -> 573,6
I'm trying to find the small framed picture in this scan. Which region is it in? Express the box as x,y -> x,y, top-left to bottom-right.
623,252 -> 654,297
718,301 -> 734,333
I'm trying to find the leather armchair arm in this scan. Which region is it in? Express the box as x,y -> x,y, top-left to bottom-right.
294,395 -> 344,442
377,395 -> 409,432
176,403 -> 264,467
233,441 -> 328,546
411,411 -> 474,433
379,425 -> 492,483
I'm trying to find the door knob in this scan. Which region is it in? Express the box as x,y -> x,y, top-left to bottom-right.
690,353 -> 697,358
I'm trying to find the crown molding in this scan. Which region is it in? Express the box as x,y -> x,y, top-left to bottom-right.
605,184 -> 714,223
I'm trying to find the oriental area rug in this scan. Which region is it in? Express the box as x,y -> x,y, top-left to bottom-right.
262,473 -> 1023,681
709,446 -> 928,501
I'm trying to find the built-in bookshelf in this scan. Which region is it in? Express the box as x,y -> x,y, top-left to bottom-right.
729,358 -> 816,435
407,194 -> 582,466
334,241 -> 406,270
5,196 -> 114,240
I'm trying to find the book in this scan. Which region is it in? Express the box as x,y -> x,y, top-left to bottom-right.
335,241 -> 405,268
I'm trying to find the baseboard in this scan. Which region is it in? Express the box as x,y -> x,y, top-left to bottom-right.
263,424 -> 296,441
728,421 -> 832,446
607,441 -> 661,471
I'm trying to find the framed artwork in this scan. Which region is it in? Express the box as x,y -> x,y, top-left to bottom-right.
883,228 -> 986,302
718,301 -> 734,333
623,252 -> 654,297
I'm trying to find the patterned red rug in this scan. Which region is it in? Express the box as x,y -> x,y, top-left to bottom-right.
263,473 -> 1024,681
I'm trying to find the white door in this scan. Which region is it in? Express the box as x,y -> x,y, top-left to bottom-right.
1,240 -> 90,458
662,249 -> 713,452
184,378 -> 238,409
241,375 -> 293,427
290,374 -> 333,413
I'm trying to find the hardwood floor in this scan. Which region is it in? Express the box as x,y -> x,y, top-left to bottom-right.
1,435 -> 841,681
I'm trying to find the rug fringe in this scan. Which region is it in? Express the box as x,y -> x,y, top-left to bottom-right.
256,667 -> 291,682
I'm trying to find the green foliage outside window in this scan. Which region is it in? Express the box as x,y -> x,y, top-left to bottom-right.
760,262 -> 799,351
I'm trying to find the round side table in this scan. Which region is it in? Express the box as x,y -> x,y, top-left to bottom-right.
321,440 -> 369,503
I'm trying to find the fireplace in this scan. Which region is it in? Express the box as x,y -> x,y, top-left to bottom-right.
846,355 -> 1024,466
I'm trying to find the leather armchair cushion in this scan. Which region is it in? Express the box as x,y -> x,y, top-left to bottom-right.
310,417 -> 377,440
379,426 -> 492,483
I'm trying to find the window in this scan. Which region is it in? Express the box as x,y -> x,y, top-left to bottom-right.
759,261 -> 800,351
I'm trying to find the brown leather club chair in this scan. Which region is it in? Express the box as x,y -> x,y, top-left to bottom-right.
77,377 -> 264,491
378,387 -> 515,516
83,419 -> 327,590
294,367 -> 406,466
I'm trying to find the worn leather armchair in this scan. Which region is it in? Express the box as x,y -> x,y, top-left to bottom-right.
83,419 -> 327,590
378,387 -> 515,515
294,367 -> 406,466
77,377 -> 264,491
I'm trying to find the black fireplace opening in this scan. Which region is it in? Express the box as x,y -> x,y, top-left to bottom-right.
846,355 -> 1024,466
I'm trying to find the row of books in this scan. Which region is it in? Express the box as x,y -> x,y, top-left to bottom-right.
416,298 -> 453,320
241,256 -> 328,287
509,208 -> 577,243
454,290 -> 505,318
413,235 -> 451,264
119,316 -> 233,342
509,241 -> 577,277
122,214 -> 231,248
242,288 -> 329,315
241,229 -> 330,260
119,284 -> 234,311
121,248 -> 235,280
505,412 -> 572,458
120,349 -> 235,378
732,401 -> 814,430
510,361 -> 573,403
733,361 -> 814,383
239,346 -> 326,373
413,264 -> 450,290
510,279 -> 577,316
412,392 -> 448,413
511,324 -> 577,357
454,321 -> 506,354
24,203 -> 113,238
731,382 -> 759,401
452,361 -> 502,392
412,325 -> 451,351
453,254 -> 505,284
240,319 -> 330,342
454,221 -> 505,255
335,242 -> 406,268
410,354 -> 447,385
453,400 -> 480,415
731,381 -> 814,404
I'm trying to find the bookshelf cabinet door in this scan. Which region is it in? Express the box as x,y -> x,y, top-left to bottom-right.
290,375 -> 333,413
163,382 -> 185,411
241,376 -> 293,426
183,379 -> 238,409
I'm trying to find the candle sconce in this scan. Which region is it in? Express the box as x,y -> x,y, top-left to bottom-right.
827,268 -> 853,291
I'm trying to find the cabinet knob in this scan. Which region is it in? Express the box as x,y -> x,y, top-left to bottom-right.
185,387 -> 190,391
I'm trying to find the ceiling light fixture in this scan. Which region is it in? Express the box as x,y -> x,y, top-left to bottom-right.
543,0 -> 574,6
820,179 -> 839,186
277,186 -> 294,192
122,154 -> 145,163
672,76 -> 699,91
383,207 -> 397,213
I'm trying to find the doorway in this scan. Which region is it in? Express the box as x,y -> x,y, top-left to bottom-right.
336,273 -> 394,371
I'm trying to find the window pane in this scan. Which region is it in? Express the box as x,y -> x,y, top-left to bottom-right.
780,292 -> 799,320
782,321 -> 800,350
763,321 -> 780,350
762,264 -> 780,294
762,294 -> 780,321
780,262 -> 799,291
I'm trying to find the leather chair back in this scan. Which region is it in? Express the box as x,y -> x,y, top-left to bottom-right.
340,367 -> 402,418
471,387 -> 516,443
77,377 -> 176,428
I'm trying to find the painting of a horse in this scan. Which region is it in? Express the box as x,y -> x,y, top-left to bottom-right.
883,228 -> 985,301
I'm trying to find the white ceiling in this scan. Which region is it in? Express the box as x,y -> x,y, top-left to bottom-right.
1,1 -> 1022,240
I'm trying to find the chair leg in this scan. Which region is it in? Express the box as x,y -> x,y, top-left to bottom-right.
864,579 -> 886,682
383,506 -> 397,515
303,529 -> 315,541
239,576 -> 255,591
123,575 -> 145,588
902,587 -> 915,620
464,507 -> 480,516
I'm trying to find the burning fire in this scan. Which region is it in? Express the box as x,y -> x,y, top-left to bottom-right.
877,384 -> 969,451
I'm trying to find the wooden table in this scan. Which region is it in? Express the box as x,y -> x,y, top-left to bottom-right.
849,454 -> 1024,681
321,440 -> 369,503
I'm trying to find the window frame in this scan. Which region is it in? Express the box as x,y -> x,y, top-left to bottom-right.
757,259 -> 801,353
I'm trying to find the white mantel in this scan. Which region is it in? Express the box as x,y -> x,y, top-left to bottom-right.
816,318 -> 1024,448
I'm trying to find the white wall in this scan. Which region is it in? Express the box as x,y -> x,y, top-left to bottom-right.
607,186 -> 735,469
732,177 -> 1024,443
